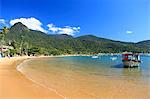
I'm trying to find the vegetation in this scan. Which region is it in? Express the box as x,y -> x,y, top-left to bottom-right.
0,22 -> 149,56
0,26 -> 9,56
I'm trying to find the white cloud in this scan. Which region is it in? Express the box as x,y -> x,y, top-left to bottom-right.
0,19 -> 9,27
47,23 -> 80,36
9,17 -> 80,35
0,19 -> 6,24
10,17 -> 47,33
126,30 -> 133,34
47,24 -> 59,32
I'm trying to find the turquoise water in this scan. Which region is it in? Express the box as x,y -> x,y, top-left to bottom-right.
42,55 -> 150,83
20,55 -> 150,98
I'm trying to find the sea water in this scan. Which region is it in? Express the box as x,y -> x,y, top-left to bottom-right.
19,55 -> 150,99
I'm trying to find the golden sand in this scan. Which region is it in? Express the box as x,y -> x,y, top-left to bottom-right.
0,56 -> 63,99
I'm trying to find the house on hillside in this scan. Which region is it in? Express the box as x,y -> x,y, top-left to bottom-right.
0,46 -> 14,52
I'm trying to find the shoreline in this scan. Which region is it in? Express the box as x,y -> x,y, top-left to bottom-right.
0,56 -> 64,99
15,56 -> 150,99
16,57 -> 67,99
1,56 -> 150,99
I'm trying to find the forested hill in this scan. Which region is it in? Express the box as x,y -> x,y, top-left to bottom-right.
5,22 -> 150,55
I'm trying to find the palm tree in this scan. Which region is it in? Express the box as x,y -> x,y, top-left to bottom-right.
0,26 -> 9,35
0,26 -> 9,57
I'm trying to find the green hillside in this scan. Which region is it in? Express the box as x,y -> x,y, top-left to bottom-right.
5,22 -> 150,56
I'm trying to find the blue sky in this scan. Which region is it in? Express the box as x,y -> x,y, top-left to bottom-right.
0,0 -> 150,42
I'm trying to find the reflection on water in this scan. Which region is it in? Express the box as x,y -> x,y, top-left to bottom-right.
120,68 -> 142,84
122,67 -> 141,76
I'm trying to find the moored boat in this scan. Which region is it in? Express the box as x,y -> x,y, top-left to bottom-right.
122,53 -> 141,67
92,55 -> 98,58
110,57 -> 117,60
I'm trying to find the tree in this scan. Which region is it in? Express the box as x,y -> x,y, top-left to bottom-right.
19,35 -> 24,55
8,49 -> 17,57
49,49 -> 62,56
22,42 -> 29,55
0,26 -> 9,56
28,47 -> 41,56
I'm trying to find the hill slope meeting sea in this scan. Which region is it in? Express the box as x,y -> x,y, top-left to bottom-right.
4,22 -> 150,56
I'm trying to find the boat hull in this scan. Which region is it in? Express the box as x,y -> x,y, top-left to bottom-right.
122,60 -> 140,68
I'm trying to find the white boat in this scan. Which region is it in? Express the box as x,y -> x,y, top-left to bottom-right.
92,56 -> 98,58
110,57 -> 117,60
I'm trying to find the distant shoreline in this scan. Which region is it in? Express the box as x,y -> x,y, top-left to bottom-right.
1,52 -> 149,59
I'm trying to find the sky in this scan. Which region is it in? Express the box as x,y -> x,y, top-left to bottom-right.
0,0 -> 150,42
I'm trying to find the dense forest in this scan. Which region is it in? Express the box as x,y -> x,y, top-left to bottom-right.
1,22 -> 149,56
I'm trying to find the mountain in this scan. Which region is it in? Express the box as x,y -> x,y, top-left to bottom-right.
5,22 -> 150,55
136,40 -> 150,47
50,34 -> 73,39
10,22 -> 29,33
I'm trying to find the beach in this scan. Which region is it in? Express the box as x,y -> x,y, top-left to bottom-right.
0,56 -> 63,99
15,56 -> 150,99
0,56 -> 150,99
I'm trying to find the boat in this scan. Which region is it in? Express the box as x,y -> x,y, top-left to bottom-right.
122,53 -> 141,67
92,56 -> 98,59
110,57 -> 117,61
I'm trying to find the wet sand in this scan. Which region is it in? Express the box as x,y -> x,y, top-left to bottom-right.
0,56 -> 63,99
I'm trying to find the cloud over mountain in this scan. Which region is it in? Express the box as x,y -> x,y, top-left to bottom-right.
10,17 -> 48,33
47,23 -> 80,36
9,17 -> 80,36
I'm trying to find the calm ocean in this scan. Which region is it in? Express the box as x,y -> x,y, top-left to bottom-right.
18,55 -> 150,99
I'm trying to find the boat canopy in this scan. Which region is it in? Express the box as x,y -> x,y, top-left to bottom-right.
122,53 -> 140,61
